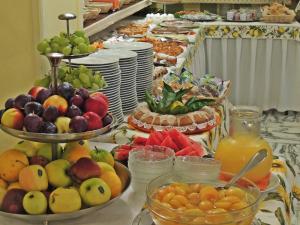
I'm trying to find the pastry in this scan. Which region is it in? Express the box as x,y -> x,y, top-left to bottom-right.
118,24 -> 148,36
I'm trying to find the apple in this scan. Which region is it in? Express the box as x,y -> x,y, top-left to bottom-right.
0,179 -> 7,189
7,182 -> 22,190
62,140 -> 91,163
23,191 -> 47,214
83,112 -> 103,131
43,95 -> 68,115
28,87 -> 45,99
84,93 -> 108,118
45,159 -> 72,187
14,140 -> 38,157
0,187 -> 7,208
49,187 -> 81,213
69,157 -> 100,183
90,147 -> 114,166
101,171 -> 122,198
1,108 -> 24,130
19,165 -> 48,191
79,178 -> 111,206
36,143 -> 63,161
90,92 -> 109,105
2,189 -> 26,214
55,116 -> 71,133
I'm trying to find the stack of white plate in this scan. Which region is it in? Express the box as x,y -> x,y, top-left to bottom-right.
104,42 -> 154,102
91,49 -> 138,114
69,56 -> 124,124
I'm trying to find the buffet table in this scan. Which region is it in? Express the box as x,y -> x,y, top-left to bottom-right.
187,21 -> 300,112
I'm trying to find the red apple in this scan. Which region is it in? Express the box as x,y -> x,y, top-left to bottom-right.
1,108 -> 24,130
83,112 -> 103,131
2,189 -> 26,214
90,92 -> 109,105
43,95 -> 68,115
84,94 -> 108,118
69,157 -> 100,183
28,87 -> 45,99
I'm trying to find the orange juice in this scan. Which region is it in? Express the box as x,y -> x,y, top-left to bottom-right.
215,106 -> 273,183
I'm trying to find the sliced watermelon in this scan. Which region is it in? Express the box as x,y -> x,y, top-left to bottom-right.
167,129 -> 191,149
146,131 -> 162,146
133,137 -> 148,146
190,142 -> 205,157
187,150 -> 202,156
119,144 -> 133,150
114,149 -> 131,161
175,146 -> 193,156
161,136 -> 179,151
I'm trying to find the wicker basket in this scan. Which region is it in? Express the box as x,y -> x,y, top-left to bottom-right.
262,14 -> 295,23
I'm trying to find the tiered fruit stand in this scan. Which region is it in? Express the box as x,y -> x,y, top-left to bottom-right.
0,13 -> 131,225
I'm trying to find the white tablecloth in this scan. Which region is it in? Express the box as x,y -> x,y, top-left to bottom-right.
187,22 -> 300,112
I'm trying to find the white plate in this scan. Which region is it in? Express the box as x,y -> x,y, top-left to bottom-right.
69,56 -> 119,65
92,49 -> 137,59
104,42 -> 153,51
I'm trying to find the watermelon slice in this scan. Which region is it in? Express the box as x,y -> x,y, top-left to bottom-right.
161,136 -> 179,151
146,131 -> 163,146
167,129 -> 191,149
114,148 -> 131,161
175,146 -> 193,156
133,137 -> 148,146
190,142 -> 205,157
188,150 -> 202,156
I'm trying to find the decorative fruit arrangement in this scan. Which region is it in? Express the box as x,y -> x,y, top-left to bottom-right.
37,30 -> 96,56
35,65 -> 107,91
0,82 -> 111,133
0,140 -> 123,215
113,129 -> 205,164
146,82 -> 214,115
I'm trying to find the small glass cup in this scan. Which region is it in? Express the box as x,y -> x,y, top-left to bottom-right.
128,145 -> 175,192
174,156 -> 221,183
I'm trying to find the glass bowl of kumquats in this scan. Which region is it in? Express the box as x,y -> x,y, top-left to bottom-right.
146,173 -> 261,225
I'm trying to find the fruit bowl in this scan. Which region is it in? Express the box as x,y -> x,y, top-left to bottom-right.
0,162 -> 131,223
0,113 -> 117,143
147,173 -> 263,225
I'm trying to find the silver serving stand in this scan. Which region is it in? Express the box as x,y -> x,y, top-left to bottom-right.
0,13 -> 126,225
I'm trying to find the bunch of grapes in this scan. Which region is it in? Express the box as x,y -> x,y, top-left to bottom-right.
37,30 -> 96,56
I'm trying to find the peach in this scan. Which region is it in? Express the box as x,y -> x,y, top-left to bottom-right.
84,93 -> 108,118
19,165 -> 48,191
1,108 -> 24,130
28,86 -> 45,99
100,171 -> 122,198
0,150 -> 29,182
43,95 -> 68,115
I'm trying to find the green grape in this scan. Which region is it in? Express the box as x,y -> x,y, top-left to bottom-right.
72,69 -> 80,77
37,40 -> 50,53
51,36 -> 60,44
88,45 -> 96,53
34,75 -> 51,87
72,79 -> 83,88
78,43 -> 88,54
84,36 -> 90,44
79,65 -> 89,73
58,67 -> 67,80
59,32 -> 67,38
62,46 -> 72,56
74,37 -> 85,45
65,74 -> 74,83
74,30 -> 85,38
44,47 -> 52,54
79,73 -> 91,86
87,72 -> 94,82
91,83 -> 100,90
72,47 -> 80,55
94,74 -> 101,83
50,42 -> 60,52
58,37 -> 69,47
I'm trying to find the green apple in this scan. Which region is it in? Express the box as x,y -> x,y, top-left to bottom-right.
79,178 -> 111,206
49,187 -> 81,213
55,117 -> 71,133
97,162 -> 115,173
90,148 -> 114,166
45,159 -> 72,187
0,187 -> 7,209
23,191 -> 47,214
36,143 -> 63,161
14,140 -> 38,157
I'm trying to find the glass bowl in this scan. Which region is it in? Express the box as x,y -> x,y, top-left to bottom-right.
146,173 -> 262,225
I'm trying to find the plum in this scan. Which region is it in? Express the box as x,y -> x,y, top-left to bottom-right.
5,98 -> 15,109
70,95 -> 84,108
24,102 -> 44,116
57,82 -> 74,100
70,116 -> 88,133
36,88 -> 52,103
102,114 -> 113,127
14,94 -> 32,109
43,106 -> 59,122
24,113 -> 43,133
67,105 -> 82,118
42,122 -> 57,133
75,88 -> 89,100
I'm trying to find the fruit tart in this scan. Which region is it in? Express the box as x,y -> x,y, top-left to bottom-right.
128,82 -> 218,134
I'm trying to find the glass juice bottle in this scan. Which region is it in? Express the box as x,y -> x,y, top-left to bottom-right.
215,106 -> 273,182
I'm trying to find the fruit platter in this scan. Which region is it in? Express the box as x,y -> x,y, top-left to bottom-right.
0,140 -> 131,223
0,83 -> 115,143
127,82 -> 218,134
159,20 -> 199,29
